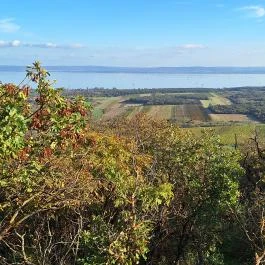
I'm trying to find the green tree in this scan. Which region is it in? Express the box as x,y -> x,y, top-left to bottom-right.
232,131 -> 265,265
0,62 -> 172,265
104,115 -> 244,265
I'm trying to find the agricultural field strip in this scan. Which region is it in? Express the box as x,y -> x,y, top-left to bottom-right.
91,92 -> 256,123
209,114 -> 252,122
200,93 -> 231,108
92,93 -> 211,122
145,105 -> 173,120
188,124 -> 265,145
91,96 -> 125,120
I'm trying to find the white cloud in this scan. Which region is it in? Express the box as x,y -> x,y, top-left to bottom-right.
0,41 -> 7,47
11,40 -> 21,47
179,44 -> 206,49
240,6 -> 265,18
0,40 -> 21,47
0,40 -> 85,49
24,42 -> 57,48
32,42 -> 85,49
0,18 -> 20,33
45,42 -> 57,48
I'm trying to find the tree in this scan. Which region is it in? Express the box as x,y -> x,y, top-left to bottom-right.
0,61 -> 92,264
234,131 -> 265,265
101,114 -> 244,265
0,62 -> 172,265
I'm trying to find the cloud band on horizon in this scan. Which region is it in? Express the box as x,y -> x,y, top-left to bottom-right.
0,40 -> 85,49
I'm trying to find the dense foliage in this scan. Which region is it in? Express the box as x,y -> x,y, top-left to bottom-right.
63,88 -> 214,98
209,90 -> 265,122
0,63 -> 264,265
124,93 -> 209,105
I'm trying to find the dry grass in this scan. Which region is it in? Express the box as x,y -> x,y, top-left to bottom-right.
92,93 -> 234,123
184,104 -> 209,121
171,105 -> 185,122
201,93 -> 231,108
126,105 -> 144,119
101,103 -> 126,120
92,97 -> 119,108
188,124 -> 265,145
171,104 -> 209,122
93,96 -> 128,120
146,105 -> 173,120
209,114 -> 252,122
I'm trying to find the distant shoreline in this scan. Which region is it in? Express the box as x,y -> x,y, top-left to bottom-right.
2,66 -> 265,74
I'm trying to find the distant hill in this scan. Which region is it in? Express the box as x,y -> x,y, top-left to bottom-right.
2,65 -> 265,74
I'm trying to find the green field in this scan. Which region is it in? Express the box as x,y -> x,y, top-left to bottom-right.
188,124 -> 265,145
91,93 -> 265,146
200,93 -> 231,108
89,92 -> 260,128
90,93 -> 211,122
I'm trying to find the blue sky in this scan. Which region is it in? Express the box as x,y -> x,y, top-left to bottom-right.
1,0 -> 265,66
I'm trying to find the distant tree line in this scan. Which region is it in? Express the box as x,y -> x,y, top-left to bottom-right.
62,87 -> 215,97
62,86 -> 265,98
124,93 -> 209,105
209,89 -> 265,122
223,86 -> 265,92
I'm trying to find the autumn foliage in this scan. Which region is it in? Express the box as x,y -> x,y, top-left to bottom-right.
0,62 -> 263,265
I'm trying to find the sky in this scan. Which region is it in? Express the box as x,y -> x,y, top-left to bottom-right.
1,0 -> 265,66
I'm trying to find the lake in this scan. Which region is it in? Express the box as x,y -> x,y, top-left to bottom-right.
1,71 -> 265,89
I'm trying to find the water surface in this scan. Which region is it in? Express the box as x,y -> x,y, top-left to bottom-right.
1,71 -> 265,89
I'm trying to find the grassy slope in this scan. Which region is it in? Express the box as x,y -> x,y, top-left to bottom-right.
209,114 -> 252,122
91,93 -> 258,127
146,105 -> 173,120
201,93 -> 231,108
188,124 -> 265,145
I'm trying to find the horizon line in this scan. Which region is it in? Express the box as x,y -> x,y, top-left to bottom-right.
2,65 -> 265,68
